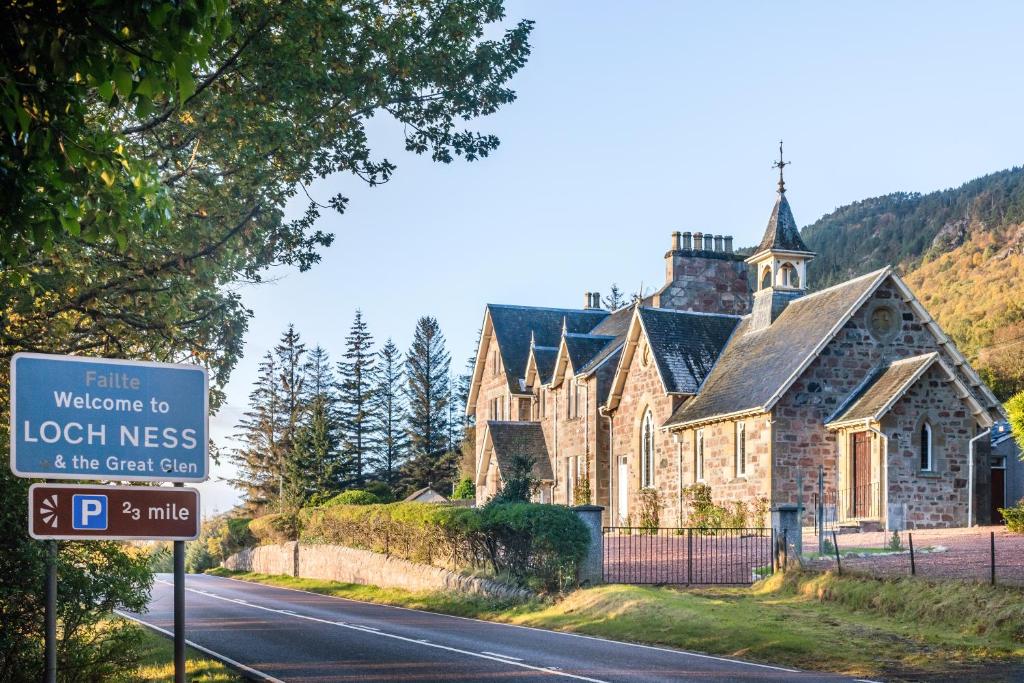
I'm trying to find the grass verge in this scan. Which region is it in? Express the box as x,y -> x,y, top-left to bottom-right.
208,567 -> 1024,682
123,617 -> 242,682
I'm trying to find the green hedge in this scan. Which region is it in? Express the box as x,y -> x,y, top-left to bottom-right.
321,490 -> 381,506
1000,498 -> 1024,533
249,512 -> 299,545
299,502 -> 588,592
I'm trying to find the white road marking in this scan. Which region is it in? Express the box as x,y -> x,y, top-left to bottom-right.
481,651 -> 524,661
197,573 -> 804,674
161,579 -> 608,682
115,609 -> 285,683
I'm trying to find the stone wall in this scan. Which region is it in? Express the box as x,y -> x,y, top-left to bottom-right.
652,251 -> 751,316
223,543 -> 530,600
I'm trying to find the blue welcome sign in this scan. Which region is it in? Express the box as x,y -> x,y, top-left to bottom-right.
10,353 -> 208,482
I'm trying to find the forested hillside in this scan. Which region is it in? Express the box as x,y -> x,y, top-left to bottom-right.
800,167 -> 1024,399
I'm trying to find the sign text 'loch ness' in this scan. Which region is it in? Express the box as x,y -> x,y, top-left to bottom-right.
10,354 -> 208,482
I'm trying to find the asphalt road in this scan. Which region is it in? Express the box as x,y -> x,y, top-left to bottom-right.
124,573 -> 867,683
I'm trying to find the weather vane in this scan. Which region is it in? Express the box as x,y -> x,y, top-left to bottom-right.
772,140 -> 789,193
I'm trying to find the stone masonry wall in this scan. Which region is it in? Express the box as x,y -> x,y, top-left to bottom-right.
771,280 -> 989,524
882,363 -> 977,528
474,329 -> 511,505
652,252 -> 751,316
550,373 -> 604,510
223,543 -> 529,600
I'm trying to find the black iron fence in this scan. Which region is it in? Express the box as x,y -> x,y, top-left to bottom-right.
812,482 -> 882,533
602,527 -> 775,585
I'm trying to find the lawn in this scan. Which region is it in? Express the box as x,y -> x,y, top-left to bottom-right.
124,617 -> 242,682
208,567 -> 1024,682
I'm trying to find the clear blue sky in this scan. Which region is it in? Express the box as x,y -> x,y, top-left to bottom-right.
199,1 -> 1024,515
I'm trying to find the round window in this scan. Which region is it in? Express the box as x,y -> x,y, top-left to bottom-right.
869,305 -> 898,340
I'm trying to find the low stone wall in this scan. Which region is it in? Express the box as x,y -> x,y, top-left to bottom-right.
223,542 -> 530,600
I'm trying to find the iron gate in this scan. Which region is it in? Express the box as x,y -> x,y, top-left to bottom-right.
602,526 -> 776,585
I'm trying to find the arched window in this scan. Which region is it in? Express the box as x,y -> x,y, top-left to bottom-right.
760,267 -> 772,290
920,422 -> 933,471
640,411 -> 655,488
780,263 -> 799,288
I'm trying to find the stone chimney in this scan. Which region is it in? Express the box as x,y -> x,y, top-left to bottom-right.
713,235 -> 723,252
583,291 -> 593,309
693,232 -> 703,251
703,233 -> 714,251
591,292 -> 601,309
583,292 -> 601,309
658,230 -> 752,315
671,231 -> 681,250
681,231 -> 692,250
724,236 -> 734,253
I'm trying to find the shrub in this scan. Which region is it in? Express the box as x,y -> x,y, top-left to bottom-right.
999,498 -> 1024,533
682,483 -> 725,532
725,500 -> 749,528
573,462 -> 592,506
638,488 -> 662,533
364,481 -> 397,503
299,501 -> 587,593
249,512 -> 300,544
451,477 -> 476,500
323,490 -> 381,506
489,454 -> 538,504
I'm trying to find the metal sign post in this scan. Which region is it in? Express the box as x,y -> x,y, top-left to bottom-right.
10,353 -> 208,682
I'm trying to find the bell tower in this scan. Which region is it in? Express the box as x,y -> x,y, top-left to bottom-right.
746,142 -> 816,330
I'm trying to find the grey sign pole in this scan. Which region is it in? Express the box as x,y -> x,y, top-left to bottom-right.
174,481 -> 186,683
44,538 -> 56,683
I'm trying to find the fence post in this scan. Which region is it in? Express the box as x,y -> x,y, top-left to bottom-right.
908,533 -> 916,576
831,530 -> 841,575
686,528 -> 693,585
572,505 -> 605,586
991,531 -> 996,586
771,503 -> 802,567
817,465 -> 825,555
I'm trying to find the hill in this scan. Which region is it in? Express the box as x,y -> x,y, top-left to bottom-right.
800,167 -> 1024,400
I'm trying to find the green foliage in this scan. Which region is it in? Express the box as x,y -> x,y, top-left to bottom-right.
402,317 -> 455,491
573,462 -> 592,506
338,310 -> 377,487
999,498 -> 1024,533
249,512 -> 300,545
324,490 -> 381,506
0,472 -> 152,681
363,481 -> 397,503
299,501 -> 588,592
183,514 -> 256,572
681,483 -> 725,531
370,339 -> 409,488
638,488 -> 662,533
887,531 -> 904,551
489,454 -> 538,504
1007,392 -> 1024,453
185,540 -> 215,574
452,477 -> 476,500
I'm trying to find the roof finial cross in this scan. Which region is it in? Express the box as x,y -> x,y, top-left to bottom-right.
772,139 -> 789,193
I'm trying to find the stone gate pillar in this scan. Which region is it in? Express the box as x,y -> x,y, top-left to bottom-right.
771,503 -> 802,568
572,504 -> 605,585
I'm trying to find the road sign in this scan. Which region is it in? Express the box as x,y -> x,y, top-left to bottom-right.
10,353 -> 208,482
29,483 -> 200,541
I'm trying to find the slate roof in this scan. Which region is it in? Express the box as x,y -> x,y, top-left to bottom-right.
487,421 -> 554,480
578,305 -> 634,375
488,305 -> 608,393
826,354 -> 937,426
594,346 -> 622,404
638,308 -> 741,394
665,268 -> 888,427
564,333 -> 616,373
531,345 -> 558,384
753,192 -> 811,255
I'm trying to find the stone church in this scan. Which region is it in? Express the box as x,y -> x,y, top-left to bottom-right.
466,173 -> 1006,530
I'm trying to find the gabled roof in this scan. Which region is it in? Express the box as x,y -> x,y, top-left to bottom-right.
467,304 -> 608,411
524,345 -> 558,386
476,421 -> 553,486
606,307 -> 741,410
578,305 -> 634,376
565,333 -> 615,373
826,353 -> 990,428
665,268 -> 889,428
747,192 -> 812,261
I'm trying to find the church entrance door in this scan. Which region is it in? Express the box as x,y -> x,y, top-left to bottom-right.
851,431 -> 872,518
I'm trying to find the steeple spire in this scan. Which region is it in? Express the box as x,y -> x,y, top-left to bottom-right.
772,140 -> 789,194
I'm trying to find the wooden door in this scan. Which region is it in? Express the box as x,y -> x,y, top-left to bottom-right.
992,467 -> 1006,524
851,432 -> 871,517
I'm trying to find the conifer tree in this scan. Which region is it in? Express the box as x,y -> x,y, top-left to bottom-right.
294,346 -> 343,500
454,351 -> 478,480
604,283 -> 626,311
402,316 -> 455,491
370,339 -> 408,489
274,325 -> 307,505
230,351 -> 284,513
337,310 -> 376,488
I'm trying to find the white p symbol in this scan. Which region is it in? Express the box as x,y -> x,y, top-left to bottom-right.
81,499 -> 103,525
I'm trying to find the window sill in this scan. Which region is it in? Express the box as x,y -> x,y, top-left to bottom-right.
730,476 -> 748,484
918,470 -> 942,478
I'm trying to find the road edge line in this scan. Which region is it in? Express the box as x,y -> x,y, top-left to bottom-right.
114,609 -> 285,683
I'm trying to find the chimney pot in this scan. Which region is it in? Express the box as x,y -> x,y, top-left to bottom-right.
583,291 -> 592,309
681,231 -> 692,250
592,292 -> 601,309
724,236 -> 734,253
714,235 -> 723,252
703,233 -> 714,251
693,232 -> 703,250
671,231 -> 681,251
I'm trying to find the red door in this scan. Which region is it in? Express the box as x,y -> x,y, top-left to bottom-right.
851,432 -> 871,517
992,467 -> 1006,524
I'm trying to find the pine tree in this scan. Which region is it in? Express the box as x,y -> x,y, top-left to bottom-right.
604,283 -> 626,311
294,346 -> 343,500
230,351 -> 284,513
402,316 -> 454,492
453,351 -> 477,479
274,325 -> 307,506
337,310 -> 376,488
369,338 -> 408,489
